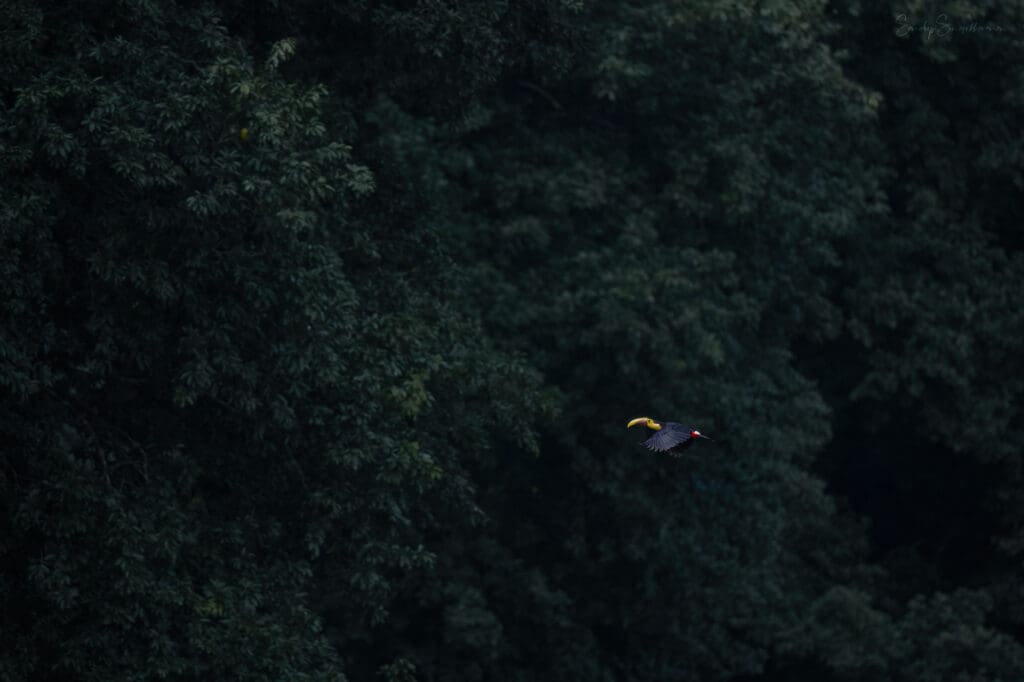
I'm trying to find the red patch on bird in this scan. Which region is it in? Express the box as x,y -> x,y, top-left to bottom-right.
690,430 -> 698,438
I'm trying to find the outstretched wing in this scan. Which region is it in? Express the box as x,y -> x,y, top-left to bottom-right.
641,423 -> 693,453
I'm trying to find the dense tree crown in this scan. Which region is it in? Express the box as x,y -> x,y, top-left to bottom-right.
2,1 -> 1022,680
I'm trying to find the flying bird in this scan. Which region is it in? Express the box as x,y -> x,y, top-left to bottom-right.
627,417 -> 713,457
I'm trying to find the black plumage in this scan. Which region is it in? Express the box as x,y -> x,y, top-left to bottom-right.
639,422 -> 696,457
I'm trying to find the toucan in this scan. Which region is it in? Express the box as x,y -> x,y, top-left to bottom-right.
627,417 -> 713,457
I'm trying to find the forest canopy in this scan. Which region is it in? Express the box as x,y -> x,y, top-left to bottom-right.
2,1 -> 1023,680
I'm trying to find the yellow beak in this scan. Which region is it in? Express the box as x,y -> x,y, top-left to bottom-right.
627,417 -> 661,430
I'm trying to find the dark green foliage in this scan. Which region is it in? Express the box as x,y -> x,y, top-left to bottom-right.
2,0 -> 1022,680
1,2 -> 544,679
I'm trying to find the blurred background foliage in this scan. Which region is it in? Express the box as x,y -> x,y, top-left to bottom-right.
2,0 -> 1022,680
